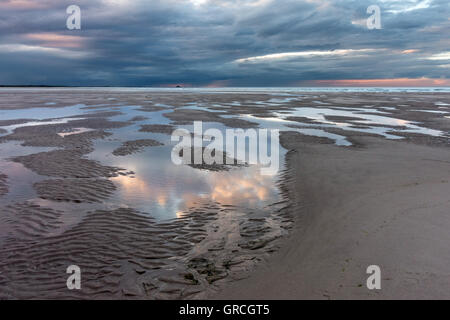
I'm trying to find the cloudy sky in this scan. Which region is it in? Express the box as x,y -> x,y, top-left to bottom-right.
0,0 -> 449,86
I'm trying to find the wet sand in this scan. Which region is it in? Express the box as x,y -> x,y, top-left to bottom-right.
0,89 -> 449,299
112,139 -> 163,156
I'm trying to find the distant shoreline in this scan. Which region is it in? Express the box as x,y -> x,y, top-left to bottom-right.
1,86 -> 450,94
1,85 -> 450,89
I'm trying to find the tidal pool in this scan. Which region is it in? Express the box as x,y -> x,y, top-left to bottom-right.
88,109 -> 284,220
0,103 -> 284,223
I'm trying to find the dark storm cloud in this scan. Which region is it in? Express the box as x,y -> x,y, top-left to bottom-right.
0,0 -> 448,86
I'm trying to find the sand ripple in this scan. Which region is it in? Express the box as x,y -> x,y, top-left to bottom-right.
34,179 -> 117,203
112,139 -> 163,156
0,197 -> 291,299
1,122 -> 118,153
13,150 -> 125,178
0,206 -> 217,299
0,173 -> 7,196
139,124 -> 175,135
1,202 -> 63,243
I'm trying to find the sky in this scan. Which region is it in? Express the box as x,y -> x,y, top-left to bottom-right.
0,0 -> 449,87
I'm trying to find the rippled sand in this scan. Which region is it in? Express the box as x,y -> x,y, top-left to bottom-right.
0,89 -> 449,299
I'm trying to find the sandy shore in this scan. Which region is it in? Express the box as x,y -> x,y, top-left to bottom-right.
0,89 -> 449,299
213,136 -> 450,299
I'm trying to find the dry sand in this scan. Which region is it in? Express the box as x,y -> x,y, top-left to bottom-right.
213,135 -> 450,299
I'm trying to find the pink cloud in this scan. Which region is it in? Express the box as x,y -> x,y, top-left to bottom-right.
204,80 -> 231,88
0,0 -> 49,9
299,78 -> 450,87
24,33 -> 86,49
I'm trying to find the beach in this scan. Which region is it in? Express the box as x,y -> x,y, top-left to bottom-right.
0,88 -> 449,299
214,135 -> 450,299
